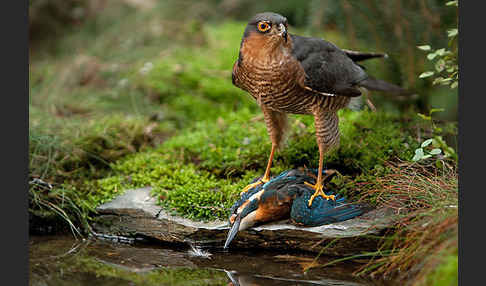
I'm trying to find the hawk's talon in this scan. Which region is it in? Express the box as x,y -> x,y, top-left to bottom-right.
304,181 -> 335,207
240,176 -> 270,196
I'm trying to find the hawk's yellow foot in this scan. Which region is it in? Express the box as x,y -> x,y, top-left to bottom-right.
304,181 -> 335,207
240,176 -> 270,196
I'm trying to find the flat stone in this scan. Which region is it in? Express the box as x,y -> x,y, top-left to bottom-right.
92,187 -> 396,255
96,187 -> 161,217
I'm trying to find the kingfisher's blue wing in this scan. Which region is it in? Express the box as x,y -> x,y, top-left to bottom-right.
290,187 -> 363,226
228,170 -> 297,222
228,178 -> 264,221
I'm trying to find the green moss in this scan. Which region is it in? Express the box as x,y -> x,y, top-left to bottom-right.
283,110 -> 417,173
30,114 -> 170,182
425,252 -> 458,286
160,108 -> 271,176
94,107 -> 419,221
95,150 -> 261,220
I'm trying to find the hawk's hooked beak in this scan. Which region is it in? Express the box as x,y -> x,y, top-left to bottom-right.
279,23 -> 287,42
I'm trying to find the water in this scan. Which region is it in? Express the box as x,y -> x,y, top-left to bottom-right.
29,235 -> 392,286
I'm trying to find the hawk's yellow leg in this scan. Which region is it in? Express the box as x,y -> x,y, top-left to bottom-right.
305,146 -> 336,207
240,144 -> 276,195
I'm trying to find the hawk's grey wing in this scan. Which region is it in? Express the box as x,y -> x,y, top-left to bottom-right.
290,34 -> 368,97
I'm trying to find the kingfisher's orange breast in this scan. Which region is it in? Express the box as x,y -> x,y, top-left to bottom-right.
254,194 -> 292,223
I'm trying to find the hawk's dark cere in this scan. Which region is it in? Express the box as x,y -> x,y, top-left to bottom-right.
232,12 -> 408,207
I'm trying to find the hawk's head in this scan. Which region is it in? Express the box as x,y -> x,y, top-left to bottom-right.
241,12 -> 289,52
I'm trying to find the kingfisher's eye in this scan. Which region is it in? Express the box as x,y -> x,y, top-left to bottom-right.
257,22 -> 271,32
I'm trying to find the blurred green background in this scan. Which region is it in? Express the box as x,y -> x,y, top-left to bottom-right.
29,0 -> 458,118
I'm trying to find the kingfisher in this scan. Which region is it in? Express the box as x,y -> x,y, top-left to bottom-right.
224,168 -> 363,249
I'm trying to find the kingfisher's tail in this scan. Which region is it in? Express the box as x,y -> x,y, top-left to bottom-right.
290,191 -> 363,227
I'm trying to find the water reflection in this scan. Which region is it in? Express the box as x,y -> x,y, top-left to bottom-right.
29,235 -> 389,286
224,269 -> 364,286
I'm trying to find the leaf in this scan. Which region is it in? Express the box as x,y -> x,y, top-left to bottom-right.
429,108 -> 445,115
427,53 -> 437,60
421,139 -> 433,148
450,81 -> 458,89
417,113 -> 431,121
433,77 -> 445,85
447,29 -> 458,38
436,48 -> 446,56
417,45 -> 431,51
419,71 -> 434,78
429,148 -> 442,155
435,59 -> 446,72
412,148 -> 424,161
412,154 -> 421,162
440,79 -> 452,85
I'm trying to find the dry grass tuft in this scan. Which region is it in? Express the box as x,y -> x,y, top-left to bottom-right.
355,159 -> 458,284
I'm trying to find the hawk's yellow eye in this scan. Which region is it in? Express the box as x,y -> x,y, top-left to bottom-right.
257,22 -> 271,32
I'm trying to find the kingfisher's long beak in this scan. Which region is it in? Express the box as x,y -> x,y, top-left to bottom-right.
224,214 -> 242,249
224,270 -> 240,286
279,23 -> 287,42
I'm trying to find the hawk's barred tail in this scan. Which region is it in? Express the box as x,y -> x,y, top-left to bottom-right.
343,49 -> 388,62
359,76 -> 415,97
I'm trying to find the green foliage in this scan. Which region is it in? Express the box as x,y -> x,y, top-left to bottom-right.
29,182 -> 85,236
280,110 -> 418,174
414,1 -> 458,163
418,1 -> 458,89
413,108 -> 457,162
412,138 -> 442,161
306,0 -> 458,114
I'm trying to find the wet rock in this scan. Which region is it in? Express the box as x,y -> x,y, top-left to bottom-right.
92,187 -> 396,256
